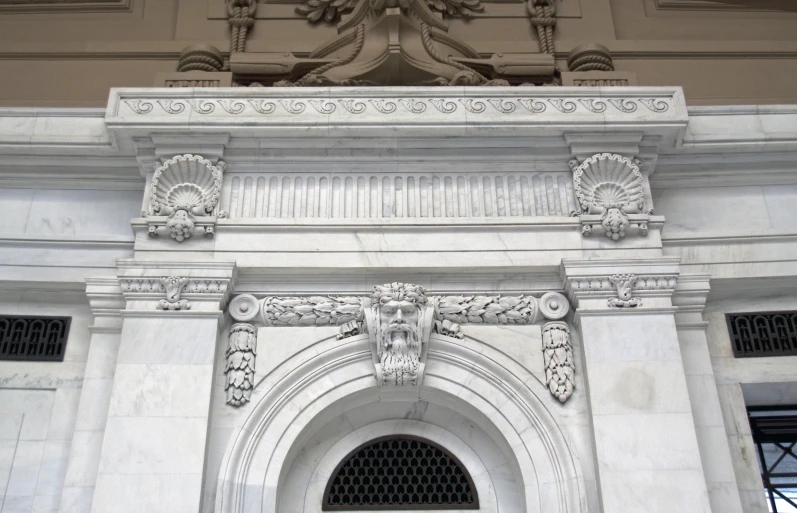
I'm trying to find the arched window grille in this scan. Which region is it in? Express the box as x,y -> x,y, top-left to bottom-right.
323,435 -> 479,510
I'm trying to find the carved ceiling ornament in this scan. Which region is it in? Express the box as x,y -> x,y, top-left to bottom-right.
221,0 -> 558,87
569,153 -> 652,240
146,154 -> 226,242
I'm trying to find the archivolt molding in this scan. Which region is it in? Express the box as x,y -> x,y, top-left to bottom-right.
214,332 -> 586,513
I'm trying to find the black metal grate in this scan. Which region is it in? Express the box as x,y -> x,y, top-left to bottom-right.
727,312 -> 797,358
323,435 -> 479,511
0,316 -> 71,362
749,406 -> 797,512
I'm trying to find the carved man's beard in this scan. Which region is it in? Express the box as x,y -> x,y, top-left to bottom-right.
380,321 -> 421,385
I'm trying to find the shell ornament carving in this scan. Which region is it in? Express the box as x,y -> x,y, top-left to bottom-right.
147,154 -> 225,242
569,153 -> 650,240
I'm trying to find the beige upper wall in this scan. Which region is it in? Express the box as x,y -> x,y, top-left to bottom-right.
0,0 -> 796,107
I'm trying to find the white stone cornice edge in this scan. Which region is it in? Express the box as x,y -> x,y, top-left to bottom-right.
105,86 -> 688,146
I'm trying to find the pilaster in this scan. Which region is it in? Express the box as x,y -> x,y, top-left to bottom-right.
673,275 -> 745,513
90,261 -> 235,513
562,257 -> 712,513
60,278 -> 124,513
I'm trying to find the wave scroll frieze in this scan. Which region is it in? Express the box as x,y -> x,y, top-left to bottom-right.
118,95 -> 674,118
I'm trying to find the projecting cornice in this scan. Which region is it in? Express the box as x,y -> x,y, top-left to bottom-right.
104,86 -> 689,151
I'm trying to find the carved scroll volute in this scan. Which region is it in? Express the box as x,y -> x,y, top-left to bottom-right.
542,321 -> 574,403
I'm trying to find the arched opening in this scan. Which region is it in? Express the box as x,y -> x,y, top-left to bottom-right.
215,333 -> 587,513
322,435 -> 478,510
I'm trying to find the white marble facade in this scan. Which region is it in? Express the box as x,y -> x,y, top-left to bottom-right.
0,87 -> 796,513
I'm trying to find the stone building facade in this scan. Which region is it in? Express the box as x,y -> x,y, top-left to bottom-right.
1,2 -> 797,513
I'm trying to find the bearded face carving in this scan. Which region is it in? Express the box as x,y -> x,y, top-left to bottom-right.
370,283 -> 429,387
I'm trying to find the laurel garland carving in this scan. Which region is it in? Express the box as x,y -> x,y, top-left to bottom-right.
542,322 -> 574,402
261,296 -> 364,326
435,295 -> 540,324
122,97 -> 673,117
259,292 -> 571,327
225,323 -> 257,406
426,0 -> 484,17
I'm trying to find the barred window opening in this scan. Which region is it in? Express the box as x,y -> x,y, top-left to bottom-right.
323,435 -> 479,510
0,316 -> 71,362
727,312 -> 797,358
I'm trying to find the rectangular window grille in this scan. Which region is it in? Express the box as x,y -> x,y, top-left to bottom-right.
749,406 -> 797,513
0,316 -> 71,362
727,312 -> 797,358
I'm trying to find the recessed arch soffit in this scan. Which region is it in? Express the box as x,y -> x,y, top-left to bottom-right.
215,330 -> 587,513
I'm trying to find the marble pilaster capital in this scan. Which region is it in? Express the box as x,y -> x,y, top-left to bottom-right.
116,259 -> 236,313
85,276 -> 126,332
672,274 -> 711,330
561,257 -> 680,312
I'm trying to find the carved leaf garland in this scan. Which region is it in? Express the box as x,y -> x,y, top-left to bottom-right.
296,0 -> 357,23
427,0 -> 484,17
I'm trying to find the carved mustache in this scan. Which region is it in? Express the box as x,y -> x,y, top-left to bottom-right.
381,321 -> 419,339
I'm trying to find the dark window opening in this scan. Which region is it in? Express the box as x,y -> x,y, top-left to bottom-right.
0,315 -> 71,362
749,406 -> 797,512
323,435 -> 479,510
727,312 -> 797,358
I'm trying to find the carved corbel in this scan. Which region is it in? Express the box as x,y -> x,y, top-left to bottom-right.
363,283 -> 434,388
569,153 -> 652,240
145,154 -> 226,242
542,322 -> 574,402
608,274 -> 643,308
225,294 -> 260,406
157,277 -> 190,310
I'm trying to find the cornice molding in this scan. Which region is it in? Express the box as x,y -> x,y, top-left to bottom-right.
105,87 -> 689,151
0,0 -> 133,14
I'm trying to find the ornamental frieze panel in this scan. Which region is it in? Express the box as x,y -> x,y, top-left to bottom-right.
226,283 -> 575,406
119,95 -> 673,118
